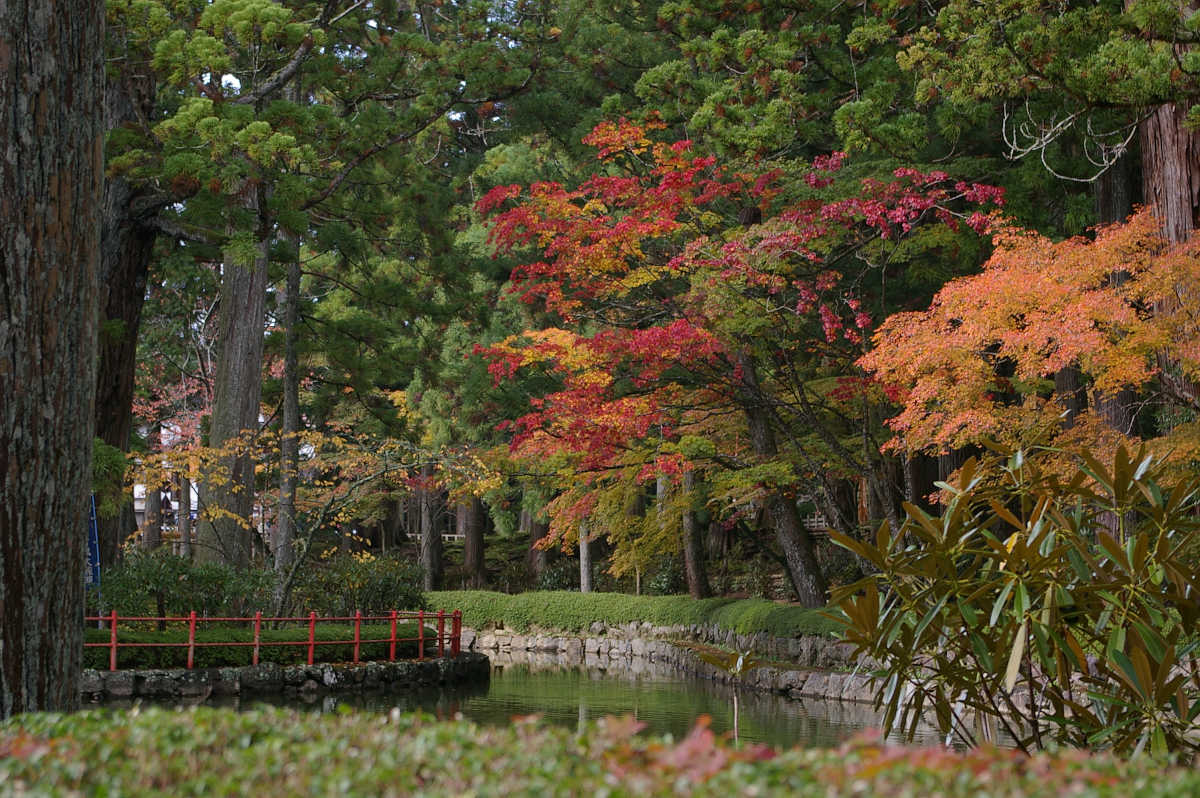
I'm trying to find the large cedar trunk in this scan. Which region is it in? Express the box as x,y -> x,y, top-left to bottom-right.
419,463 -> 443,591
94,67 -> 159,569
522,506 -> 550,579
459,497 -> 486,589
1140,102 -> 1200,409
275,244 -> 300,603
195,192 -> 271,567
1140,102 -> 1200,246
736,354 -> 827,606
0,0 -> 103,717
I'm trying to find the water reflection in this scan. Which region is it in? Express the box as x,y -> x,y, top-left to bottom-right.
115,662 -> 944,750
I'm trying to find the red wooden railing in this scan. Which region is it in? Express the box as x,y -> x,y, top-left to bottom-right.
84,609 -> 463,671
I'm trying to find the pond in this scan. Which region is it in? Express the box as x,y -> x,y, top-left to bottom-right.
119,659 -> 943,750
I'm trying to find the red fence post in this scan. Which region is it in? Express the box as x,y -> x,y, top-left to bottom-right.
253,611 -> 262,666
308,611 -> 316,666
353,610 -> 362,664
418,609 -> 425,661
187,611 -> 196,669
109,610 -> 118,671
451,610 -> 462,657
389,610 -> 397,661
437,609 -> 445,658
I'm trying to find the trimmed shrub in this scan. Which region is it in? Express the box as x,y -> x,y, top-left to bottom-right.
82,622 -> 428,669
290,552 -> 425,616
427,590 -> 841,638
4,706 -> 1199,796
90,550 -> 272,619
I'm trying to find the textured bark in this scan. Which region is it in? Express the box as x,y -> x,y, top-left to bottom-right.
736,354 -> 827,607
1140,102 -> 1200,409
94,64 -> 159,569
275,244 -> 300,603
460,497 -> 486,589
0,0 -> 104,717
1140,102 -> 1200,245
526,507 -> 550,579
937,448 -> 971,484
579,521 -> 593,593
1053,366 -> 1088,428
681,470 -> 711,599
177,474 -> 192,558
142,485 -> 162,550
419,463 -> 442,591
195,190 -> 271,566
141,424 -> 162,550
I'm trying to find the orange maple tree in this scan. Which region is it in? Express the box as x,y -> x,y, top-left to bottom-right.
862,208 -> 1200,463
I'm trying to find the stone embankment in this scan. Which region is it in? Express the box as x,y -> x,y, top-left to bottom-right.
79,653 -> 490,703
465,622 -> 876,704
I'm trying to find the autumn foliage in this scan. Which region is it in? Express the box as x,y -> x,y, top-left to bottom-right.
862,208 -> 1200,463
477,120 -> 1004,576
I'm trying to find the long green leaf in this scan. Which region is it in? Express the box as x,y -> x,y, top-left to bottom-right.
1005,619 -> 1028,692
990,579 -> 1016,627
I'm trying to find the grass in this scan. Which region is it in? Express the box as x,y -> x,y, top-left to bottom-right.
427,590 -> 843,639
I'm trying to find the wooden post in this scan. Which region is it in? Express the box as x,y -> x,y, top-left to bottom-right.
307,611 -> 316,665
252,611 -> 262,666
187,611 -> 196,669
109,610 -> 118,671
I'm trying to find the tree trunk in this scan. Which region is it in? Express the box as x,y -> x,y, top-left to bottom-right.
736,354 -> 827,606
0,0 -> 103,717
275,238 -> 300,605
1140,102 -> 1200,246
527,512 -> 550,580
178,474 -> 192,558
681,470 -> 711,599
579,521 -> 593,593
460,497 -> 486,589
419,463 -> 442,591
195,188 -> 271,567
382,498 -> 406,550
141,424 -> 162,550
1140,102 -> 1200,408
142,484 -> 162,550
94,67 -> 159,570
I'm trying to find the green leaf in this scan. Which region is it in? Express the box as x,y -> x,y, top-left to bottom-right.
1005,619 -> 1027,692
990,579 -> 1016,627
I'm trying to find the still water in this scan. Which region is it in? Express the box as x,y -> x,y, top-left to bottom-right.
167,662 -> 940,750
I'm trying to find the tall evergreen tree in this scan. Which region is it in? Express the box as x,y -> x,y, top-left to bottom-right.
0,0 -> 103,717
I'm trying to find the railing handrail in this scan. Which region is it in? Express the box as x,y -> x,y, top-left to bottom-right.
84,608 -> 463,671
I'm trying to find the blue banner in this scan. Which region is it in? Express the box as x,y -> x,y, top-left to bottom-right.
86,495 -> 100,588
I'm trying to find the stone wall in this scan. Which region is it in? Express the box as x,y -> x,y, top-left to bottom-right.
79,653 -> 490,703
466,626 -> 876,704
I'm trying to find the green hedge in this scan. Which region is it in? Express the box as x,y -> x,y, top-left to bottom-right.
83,623 -> 431,670
2,706 -> 1194,796
427,590 -> 842,639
